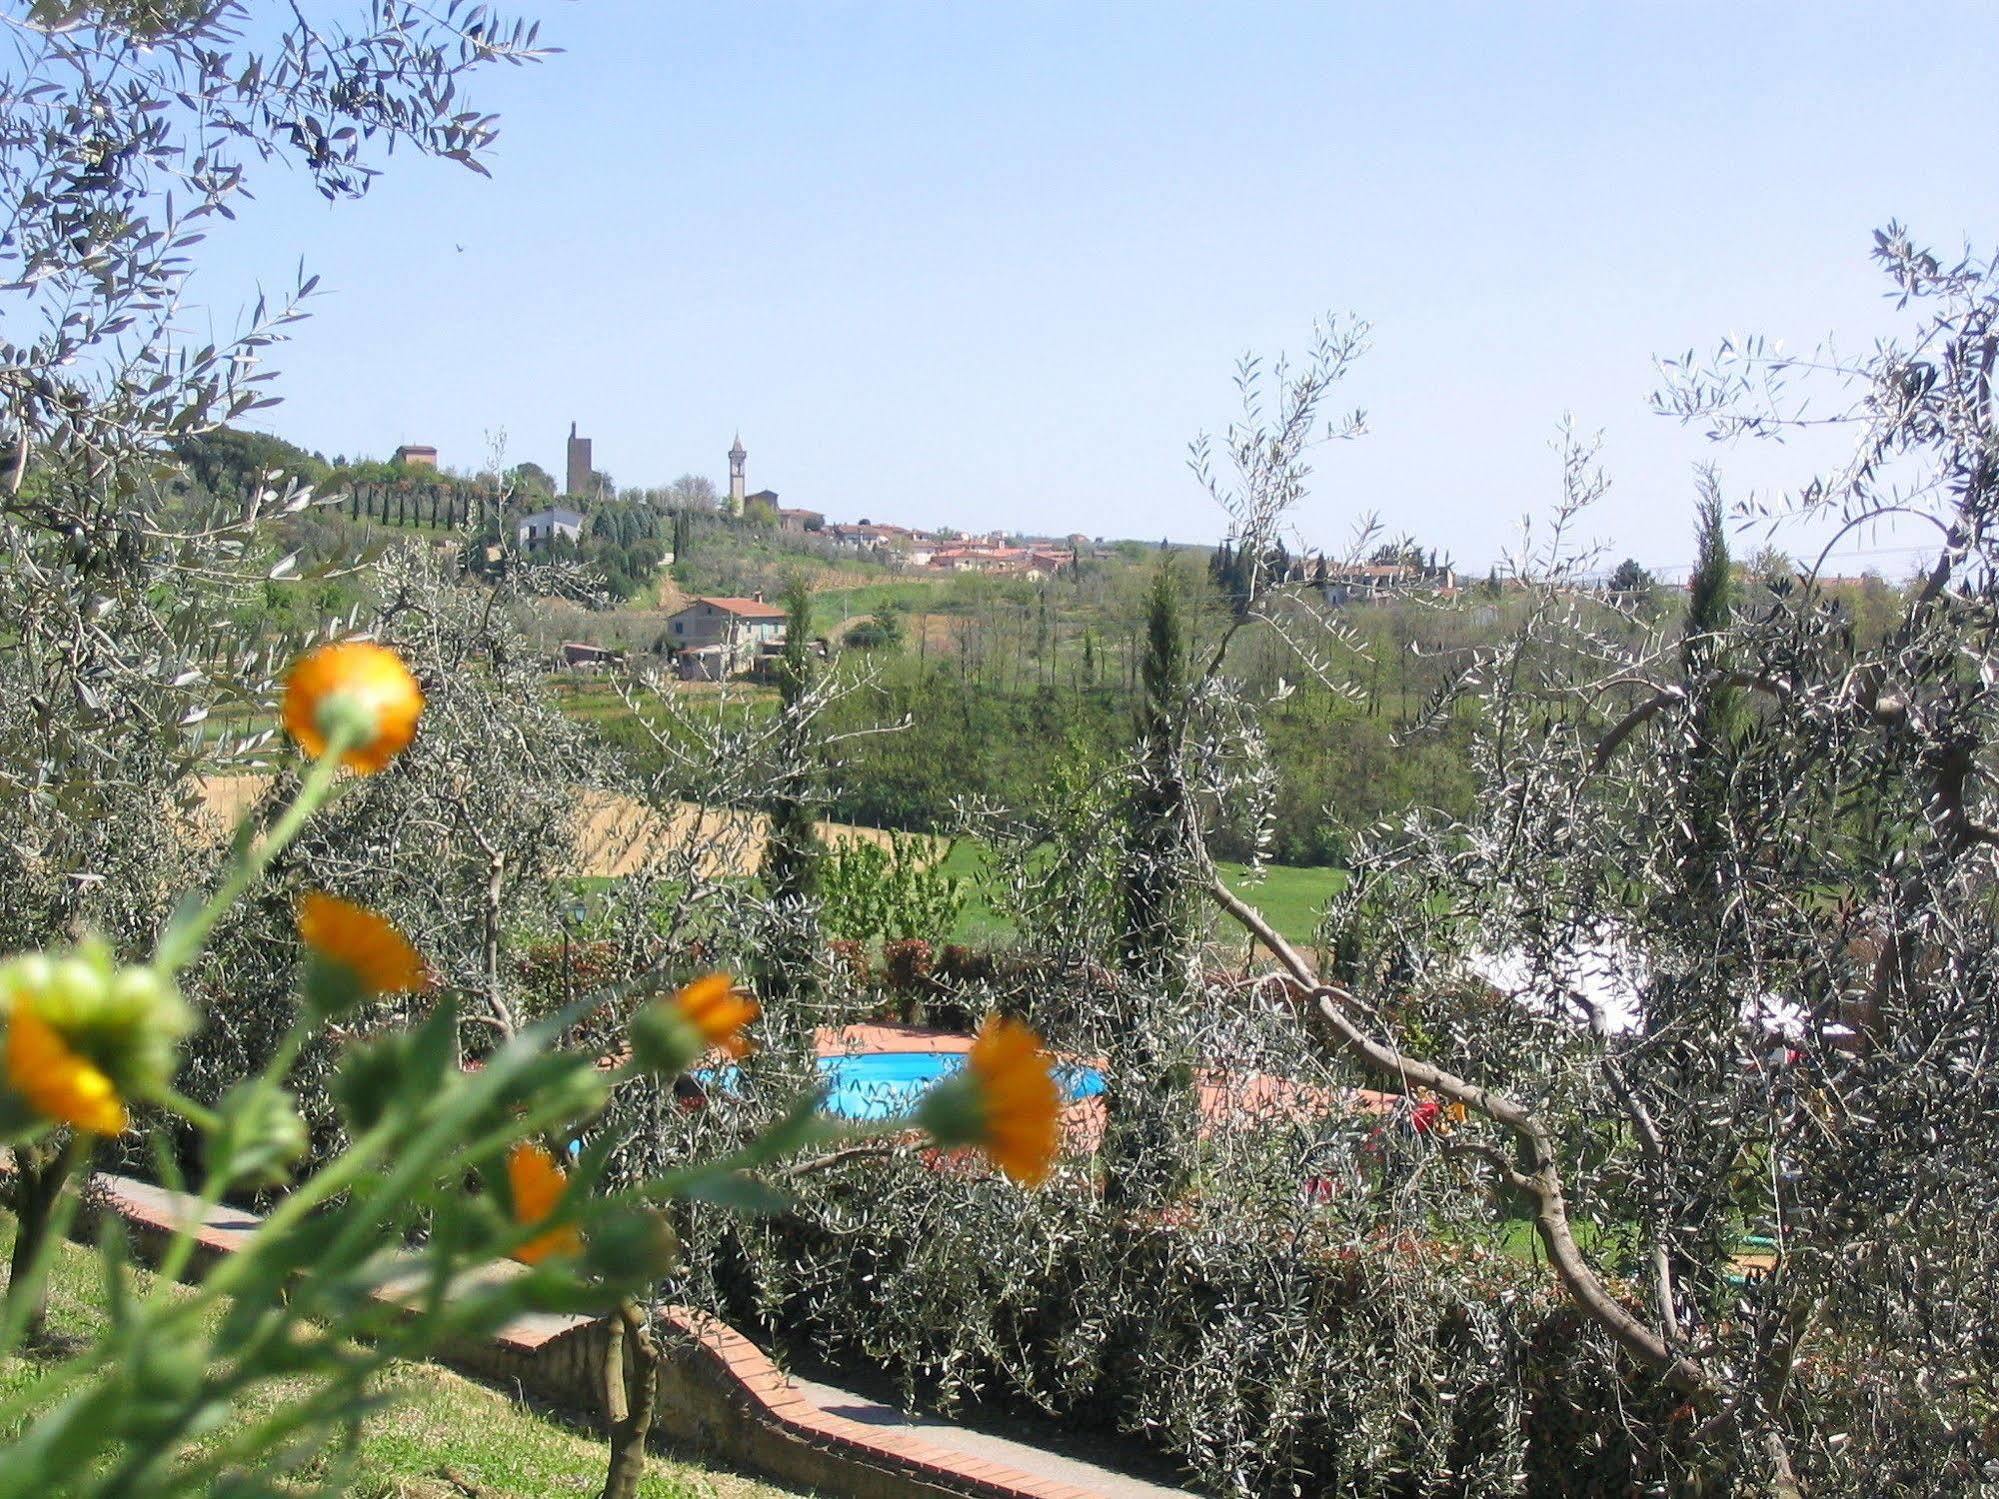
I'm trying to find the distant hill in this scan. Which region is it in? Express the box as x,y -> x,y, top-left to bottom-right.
172,426 -> 330,498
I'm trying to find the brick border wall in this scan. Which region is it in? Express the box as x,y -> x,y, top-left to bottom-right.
42,1169 -> 1127,1499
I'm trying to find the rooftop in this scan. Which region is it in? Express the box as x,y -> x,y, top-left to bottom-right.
681,595 -> 788,619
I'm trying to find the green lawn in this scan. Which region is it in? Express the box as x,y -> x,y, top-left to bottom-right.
1215,860 -> 1348,951
0,1215 -> 811,1498
807,578 -> 954,637
930,839 -> 1343,951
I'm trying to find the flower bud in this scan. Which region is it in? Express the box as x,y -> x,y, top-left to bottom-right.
628,1002 -> 704,1079
629,973 -> 758,1079
281,641 -> 424,774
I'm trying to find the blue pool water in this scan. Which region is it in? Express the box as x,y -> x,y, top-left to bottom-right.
704,1050 -> 1106,1122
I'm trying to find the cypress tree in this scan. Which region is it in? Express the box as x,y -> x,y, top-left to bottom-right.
1684,486 -> 1733,680
759,577 -> 823,1005
1681,483 -> 1740,882
1105,558 -> 1199,1209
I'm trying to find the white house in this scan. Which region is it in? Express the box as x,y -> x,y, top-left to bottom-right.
516,506 -> 584,548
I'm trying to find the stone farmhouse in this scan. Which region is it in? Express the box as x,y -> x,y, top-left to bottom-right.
925,544 -> 1072,579
665,595 -> 789,680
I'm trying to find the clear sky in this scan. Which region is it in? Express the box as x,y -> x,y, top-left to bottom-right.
204,2 -> 1999,576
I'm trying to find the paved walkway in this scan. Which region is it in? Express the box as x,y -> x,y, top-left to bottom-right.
793,1378 -> 1194,1499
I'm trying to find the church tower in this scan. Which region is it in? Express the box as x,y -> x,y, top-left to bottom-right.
727,433 -> 747,518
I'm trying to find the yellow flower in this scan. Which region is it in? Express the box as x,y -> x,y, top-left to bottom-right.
915,1016 -> 1061,1186
630,972 -> 760,1075
297,892 -> 427,1014
282,641 -> 423,773
5,1004 -> 127,1136
506,1142 -> 582,1265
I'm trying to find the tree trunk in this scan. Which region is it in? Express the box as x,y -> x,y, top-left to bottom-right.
599,1300 -> 659,1499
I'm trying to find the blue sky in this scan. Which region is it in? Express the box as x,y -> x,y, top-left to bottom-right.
206,2 -> 1999,575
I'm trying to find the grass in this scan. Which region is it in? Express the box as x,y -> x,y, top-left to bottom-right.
804,579 -> 954,638
0,1214 -> 812,1498
930,839 -> 1344,951
1214,860 -> 1348,951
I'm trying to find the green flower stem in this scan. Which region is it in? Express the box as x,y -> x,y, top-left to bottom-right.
0,1135 -> 82,1357
190,1072 -> 590,1388
145,1014 -> 314,1294
151,1087 -> 222,1134
153,724 -> 360,976
642,1110 -> 903,1204
159,1111 -> 398,1315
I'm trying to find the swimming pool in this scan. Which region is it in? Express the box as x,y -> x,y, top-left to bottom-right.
704,1050 -> 1106,1122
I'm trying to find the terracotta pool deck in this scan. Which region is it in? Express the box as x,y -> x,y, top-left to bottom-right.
814,1020 -> 1390,1153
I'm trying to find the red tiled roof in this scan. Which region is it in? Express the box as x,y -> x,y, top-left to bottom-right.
685,596 -> 787,619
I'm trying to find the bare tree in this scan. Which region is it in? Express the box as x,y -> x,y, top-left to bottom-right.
665,474 -> 720,512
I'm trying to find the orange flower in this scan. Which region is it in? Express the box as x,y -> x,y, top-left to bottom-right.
672,972 -> 760,1060
506,1142 -> 582,1265
297,893 -> 428,1005
915,1016 -> 1060,1186
5,1005 -> 127,1136
282,641 -> 423,773
630,972 -> 759,1075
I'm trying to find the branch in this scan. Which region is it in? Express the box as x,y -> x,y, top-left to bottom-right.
1591,673 -> 1791,773
1593,687 -> 1683,771
784,1141 -> 902,1178
1207,877 -> 1709,1397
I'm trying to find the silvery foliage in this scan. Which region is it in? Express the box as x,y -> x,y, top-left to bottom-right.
178,543 -> 614,1153
625,325 -> 1638,1497
589,653 -> 912,1194
1334,229 -> 1999,1493
673,257 -> 1999,1497
0,0 -> 542,951
664,985 -> 1582,1499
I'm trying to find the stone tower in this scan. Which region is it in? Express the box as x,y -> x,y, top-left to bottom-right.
727,433 -> 747,518
565,421 -> 593,500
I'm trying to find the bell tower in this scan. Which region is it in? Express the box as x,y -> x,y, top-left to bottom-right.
727,433 -> 747,518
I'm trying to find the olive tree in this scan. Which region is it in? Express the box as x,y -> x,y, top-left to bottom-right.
1200,232 -> 1999,1492
0,0 -> 546,1334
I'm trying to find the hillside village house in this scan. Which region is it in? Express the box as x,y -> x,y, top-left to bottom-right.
665,595 -> 788,679
926,544 -> 1072,579
559,641 -> 624,670
516,506 -> 584,548
1317,560 -> 1458,604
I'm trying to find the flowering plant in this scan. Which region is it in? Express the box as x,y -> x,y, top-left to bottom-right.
0,640 -> 1059,1496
